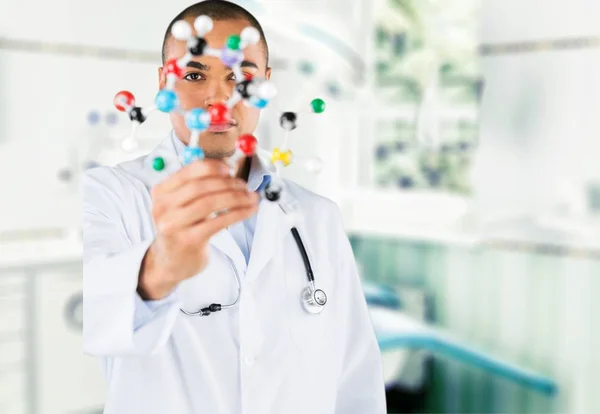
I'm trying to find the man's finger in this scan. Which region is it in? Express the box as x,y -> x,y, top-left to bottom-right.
163,190 -> 259,230
153,159 -> 231,196
164,177 -> 248,208
191,204 -> 260,240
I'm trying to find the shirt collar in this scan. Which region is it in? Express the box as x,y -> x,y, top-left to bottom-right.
170,130 -> 271,193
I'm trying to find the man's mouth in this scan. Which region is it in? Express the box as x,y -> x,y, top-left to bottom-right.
208,119 -> 237,132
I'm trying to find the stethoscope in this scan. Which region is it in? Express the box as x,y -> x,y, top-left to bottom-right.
180,175 -> 327,317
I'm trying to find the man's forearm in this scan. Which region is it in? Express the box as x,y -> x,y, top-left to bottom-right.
137,242 -> 178,300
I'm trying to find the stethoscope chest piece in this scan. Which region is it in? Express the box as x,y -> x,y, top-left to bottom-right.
301,285 -> 327,314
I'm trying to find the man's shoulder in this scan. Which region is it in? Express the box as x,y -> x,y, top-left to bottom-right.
84,134 -> 176,193
82,154 -> 150,199
281,179 -> 342,221
84,135 -> 176,191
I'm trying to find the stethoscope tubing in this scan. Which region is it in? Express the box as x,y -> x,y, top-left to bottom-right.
179,226 -> 319,317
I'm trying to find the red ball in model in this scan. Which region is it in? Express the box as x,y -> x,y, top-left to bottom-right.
165,58 -> 183,78
208,103 -> 231,125
237,134 -> 257,156
114,91 -> 135,112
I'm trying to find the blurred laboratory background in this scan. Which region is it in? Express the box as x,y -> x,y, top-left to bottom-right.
1,0 -> 599,412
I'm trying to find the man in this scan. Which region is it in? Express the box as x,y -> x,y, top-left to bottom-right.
82,1 -> 386,413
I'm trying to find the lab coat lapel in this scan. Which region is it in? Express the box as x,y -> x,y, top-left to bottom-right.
208,229 -> 246,272
246,197 -> 295,281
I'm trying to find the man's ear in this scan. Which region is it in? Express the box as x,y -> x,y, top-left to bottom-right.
158,66 -> 166,89
265,66 -> 272,81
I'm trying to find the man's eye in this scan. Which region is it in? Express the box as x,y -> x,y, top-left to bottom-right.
183,73 -> 203,81
228,73 -> 250,81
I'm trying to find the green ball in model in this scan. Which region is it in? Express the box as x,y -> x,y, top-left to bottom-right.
311,98 -> 326,113
227,35 -> 241,50
153,157 -> 165,171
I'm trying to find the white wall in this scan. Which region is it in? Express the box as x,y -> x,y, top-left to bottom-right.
473,0 -> 600,225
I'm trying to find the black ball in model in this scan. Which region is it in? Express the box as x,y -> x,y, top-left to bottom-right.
57,168 -> 72,182
280,112 -> 297,131
264,184 -> 281,202
189,37 -> 208,56
129,107 -> 146,123
236,80 -> 252,99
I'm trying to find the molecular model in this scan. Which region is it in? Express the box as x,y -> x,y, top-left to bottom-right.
253,99 -> 326,201
113,15 -> 325,202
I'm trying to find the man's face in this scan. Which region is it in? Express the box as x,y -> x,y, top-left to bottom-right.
159,18 -> 271,158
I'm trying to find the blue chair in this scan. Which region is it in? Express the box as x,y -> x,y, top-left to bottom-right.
365,285 -> 557,396
362,282 -> 402,310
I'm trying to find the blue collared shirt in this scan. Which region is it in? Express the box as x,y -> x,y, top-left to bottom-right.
171,133 -> 270,265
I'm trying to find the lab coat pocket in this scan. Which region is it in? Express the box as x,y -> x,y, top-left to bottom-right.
284,260 -> 334,355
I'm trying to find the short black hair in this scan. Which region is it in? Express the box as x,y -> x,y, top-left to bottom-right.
161,0 -> 269,66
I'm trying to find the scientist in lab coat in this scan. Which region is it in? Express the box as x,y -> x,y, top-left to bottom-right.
82,1 -> 386,413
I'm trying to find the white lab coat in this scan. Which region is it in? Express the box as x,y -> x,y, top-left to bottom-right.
82,133 -> 386,414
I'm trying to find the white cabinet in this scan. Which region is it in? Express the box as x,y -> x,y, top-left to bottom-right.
0,272 -> 28,414
0,258 -> 106,414
33,263 -> 106,414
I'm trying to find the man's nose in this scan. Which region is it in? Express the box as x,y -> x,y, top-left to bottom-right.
203,81 -> 232,108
